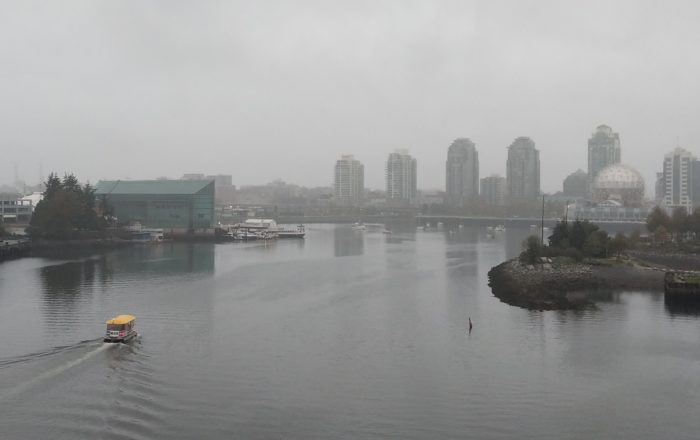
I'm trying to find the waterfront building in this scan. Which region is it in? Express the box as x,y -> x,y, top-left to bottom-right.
95,179 -> 215,232
480,175 -> 506,206
562,169 -> 588,199
0,193 -> 33,224
334,155 -> 365,206
662,147 -> 696,212
592,164 -> 645,206
575,163 -> 647,221
572,202 -> 651,222
445,138 -> 479,206
506,137 -> 540,205
205,174 -> 236,203
386,149 -> 417,203
588,125 -> 621,184
182,173 -> 205,180
206,174 -> 233,187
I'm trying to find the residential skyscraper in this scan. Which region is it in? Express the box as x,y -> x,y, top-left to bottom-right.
334,155 -> 364,205
588,125 -> 621,184
480,175 -> 506,206
506,137 -> 540,204
386,149 -> 417,203
663,147 -> 696,211
446,138 -> 479,206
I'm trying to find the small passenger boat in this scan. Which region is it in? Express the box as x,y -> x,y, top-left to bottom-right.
104,315 -> 138,343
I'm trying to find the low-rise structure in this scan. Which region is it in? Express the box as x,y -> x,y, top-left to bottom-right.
0,193 -> 34,224
96,179 -> 215,234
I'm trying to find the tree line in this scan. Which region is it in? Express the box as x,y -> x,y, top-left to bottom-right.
646,205 -> 700,241
28,173 -> 112,239
520,219 -> 631,264
521,205 -> 700,264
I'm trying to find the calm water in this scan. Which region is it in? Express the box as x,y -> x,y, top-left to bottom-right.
1,224 -> 699,439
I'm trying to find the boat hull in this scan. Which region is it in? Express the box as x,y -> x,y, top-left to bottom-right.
104,331 -> 138,344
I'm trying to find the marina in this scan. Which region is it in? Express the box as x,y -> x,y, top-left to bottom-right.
223,219 -> 306,241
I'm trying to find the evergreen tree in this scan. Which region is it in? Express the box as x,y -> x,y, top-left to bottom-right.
671,206 -> 689,238
609,232 -> 628,258
548,220 -> 569,248
570,219 -> 599,251
43,173 -> 62,199
690,207 -> 700,236
520,235 -> 542,265
647,206 -> 671,233
28,172 -> 104,239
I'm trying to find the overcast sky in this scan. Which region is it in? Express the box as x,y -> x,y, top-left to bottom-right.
2,0 -> 700,192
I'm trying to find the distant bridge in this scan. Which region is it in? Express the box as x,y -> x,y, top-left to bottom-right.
415,215 -> 645,231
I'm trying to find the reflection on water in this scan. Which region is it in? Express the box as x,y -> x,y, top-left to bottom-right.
1,226 -> 699,440
664,295 -> 700,317
109,243 -> 215,275
334,226 -> 364,257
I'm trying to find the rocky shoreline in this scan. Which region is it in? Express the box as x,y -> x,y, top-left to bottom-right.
488,258 -> 666,310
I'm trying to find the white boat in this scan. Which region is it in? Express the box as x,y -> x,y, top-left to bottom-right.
351,222 -> 366,231
494,225 -> 506,233
382,229 -> 392,235
231,219 -> 279,241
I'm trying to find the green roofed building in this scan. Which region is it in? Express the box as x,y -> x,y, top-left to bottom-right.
95,180 -> 215,232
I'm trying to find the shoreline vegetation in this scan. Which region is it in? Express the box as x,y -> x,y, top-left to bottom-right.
489,209 -> 700,310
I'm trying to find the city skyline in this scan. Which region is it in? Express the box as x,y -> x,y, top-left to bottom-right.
8,129 -> 700,199
3,2 -> 700,194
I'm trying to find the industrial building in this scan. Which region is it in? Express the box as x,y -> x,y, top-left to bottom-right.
95,180 -> 215,233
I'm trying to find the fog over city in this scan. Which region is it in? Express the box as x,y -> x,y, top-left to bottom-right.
3,0 -> 700,191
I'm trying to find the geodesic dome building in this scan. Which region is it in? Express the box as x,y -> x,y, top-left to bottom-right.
592,164 -> 645,206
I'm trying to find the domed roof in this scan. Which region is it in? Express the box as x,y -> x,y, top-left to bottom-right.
594,164 -> 645,190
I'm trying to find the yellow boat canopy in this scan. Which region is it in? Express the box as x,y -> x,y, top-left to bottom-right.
106,315 -> 136,325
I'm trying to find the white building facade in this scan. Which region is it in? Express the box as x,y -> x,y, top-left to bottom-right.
663,147 -> 695,212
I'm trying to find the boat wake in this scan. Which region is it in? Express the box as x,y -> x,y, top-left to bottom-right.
0,338 -> 103,369
0,341 -> 114,401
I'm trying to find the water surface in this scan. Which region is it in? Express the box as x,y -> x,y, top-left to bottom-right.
1,224 -> 698,439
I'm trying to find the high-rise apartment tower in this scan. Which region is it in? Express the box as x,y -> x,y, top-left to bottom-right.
446,138 -> 479,206
334,155 -> 364,205
588,125 -> 621,184
386,149 -> 417,203
506,137 -> 540,204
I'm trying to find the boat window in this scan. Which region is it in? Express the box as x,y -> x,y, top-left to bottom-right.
107,324 -> 124,331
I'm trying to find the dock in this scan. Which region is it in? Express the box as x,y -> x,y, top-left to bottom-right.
664,271 -> 700,298
0,239 -> 31,261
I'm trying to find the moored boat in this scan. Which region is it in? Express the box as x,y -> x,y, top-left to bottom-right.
104,315 -> 138,343
351,222 -> 366,231
278,224 -> 306,239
